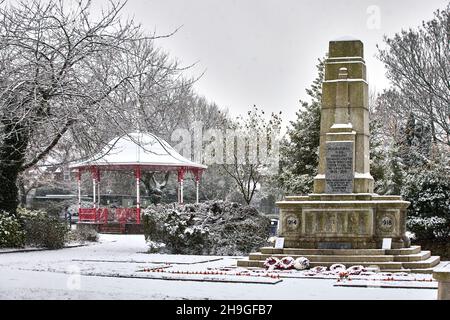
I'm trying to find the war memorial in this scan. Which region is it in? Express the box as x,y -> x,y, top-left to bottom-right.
238,39 -> 442,273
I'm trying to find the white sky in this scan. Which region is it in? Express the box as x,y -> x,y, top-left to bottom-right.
115,0 -> 447,122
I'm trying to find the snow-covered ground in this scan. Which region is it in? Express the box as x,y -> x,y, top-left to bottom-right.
0,234 -> 438,300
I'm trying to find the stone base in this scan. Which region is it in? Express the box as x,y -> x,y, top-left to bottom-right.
277,193 -> 410,249
237,246 -> 442,273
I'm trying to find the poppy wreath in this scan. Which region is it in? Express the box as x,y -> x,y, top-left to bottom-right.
278,256 -> 295,269
329,264 -> 347,272
347,265 -> 365,275
310,266 -> 327,273
294,257 -> 310,270
263,257 -> 280,269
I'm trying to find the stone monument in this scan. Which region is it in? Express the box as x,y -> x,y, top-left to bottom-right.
277,39 -> 411,249
237,39 -> 441,272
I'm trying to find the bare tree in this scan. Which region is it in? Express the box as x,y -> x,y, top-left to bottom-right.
220,107 -> 282,205
0,0 -> 185,214
377,4 -> 450,145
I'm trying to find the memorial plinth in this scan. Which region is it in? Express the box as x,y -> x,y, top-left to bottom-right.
277,39 -> 410,249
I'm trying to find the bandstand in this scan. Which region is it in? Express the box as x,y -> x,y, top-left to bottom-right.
70,132 -> 207,233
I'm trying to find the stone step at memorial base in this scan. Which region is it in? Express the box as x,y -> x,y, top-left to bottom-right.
259,246 -> 422,256
237,246 -> 441,273
383,262 -> 450,274
401,256 -> 441,269
249,252 -> 431,263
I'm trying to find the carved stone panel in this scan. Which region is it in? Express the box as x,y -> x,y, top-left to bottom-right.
303,209 -> 373,237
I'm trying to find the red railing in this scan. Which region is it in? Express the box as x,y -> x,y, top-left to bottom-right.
79,207 -> 140,225
98,208 -> 108,223
79,208 -> 108,223
116,208 -> 138,224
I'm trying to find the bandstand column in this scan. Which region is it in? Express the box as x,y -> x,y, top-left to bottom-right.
92,168 -> 97,210
194,170 -> 202,204
77,169 -> 82,213
97,169 -> 101,208
196,180 -> 199,204
135,166 -> 141,224
178,169 -> 185,204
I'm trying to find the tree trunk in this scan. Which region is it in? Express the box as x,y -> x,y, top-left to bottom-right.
17,175 -> 27,207
141,172 -> 171,204
0,119 -> 29,215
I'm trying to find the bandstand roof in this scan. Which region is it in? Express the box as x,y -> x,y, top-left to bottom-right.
70,132 -> 207,172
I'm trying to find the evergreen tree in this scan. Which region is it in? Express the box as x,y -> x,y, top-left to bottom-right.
277,58 -> 324,194
397,113 -> 433,168
385,144 -> 404,195
369,112 -> 389,194
402,144 -> 450,241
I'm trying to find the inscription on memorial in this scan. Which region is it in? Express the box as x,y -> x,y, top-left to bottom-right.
378,213 -> 396,233
325,141 -> 354,193
286,215 -> 299,231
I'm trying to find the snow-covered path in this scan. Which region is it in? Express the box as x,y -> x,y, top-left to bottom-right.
0,235 -> 438,300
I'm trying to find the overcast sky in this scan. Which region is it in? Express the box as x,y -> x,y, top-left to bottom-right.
116,0 -> 448,122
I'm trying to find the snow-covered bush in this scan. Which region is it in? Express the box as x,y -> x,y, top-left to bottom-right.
146,241 -> 167,253
0,212 -> 25,248
142,201 -> 271,255
68,227 -> 98,243
402,161 -> 450,241
402,166 -> 450,220
142,204 -> 209,254
40,200 -> 73,217
407,216 -> 450,242
18,208 -> 69,249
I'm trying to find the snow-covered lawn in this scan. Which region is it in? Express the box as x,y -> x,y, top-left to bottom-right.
0,234 -> 438,300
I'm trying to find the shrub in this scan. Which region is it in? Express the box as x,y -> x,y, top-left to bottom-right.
68,227 -> 99,243
147,240 -> 166,253
0,212 -> 25,248
143,204 -> 209,254
18,208 -> 69,249
402,168 -> 450,220
407,216 -> 450,242
40,200 -> 73,218
402,158 -> 450,242
142,201 -> 271,255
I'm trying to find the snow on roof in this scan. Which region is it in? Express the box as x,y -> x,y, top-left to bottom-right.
70,132 -> 207,171
331,36 -> 360,41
